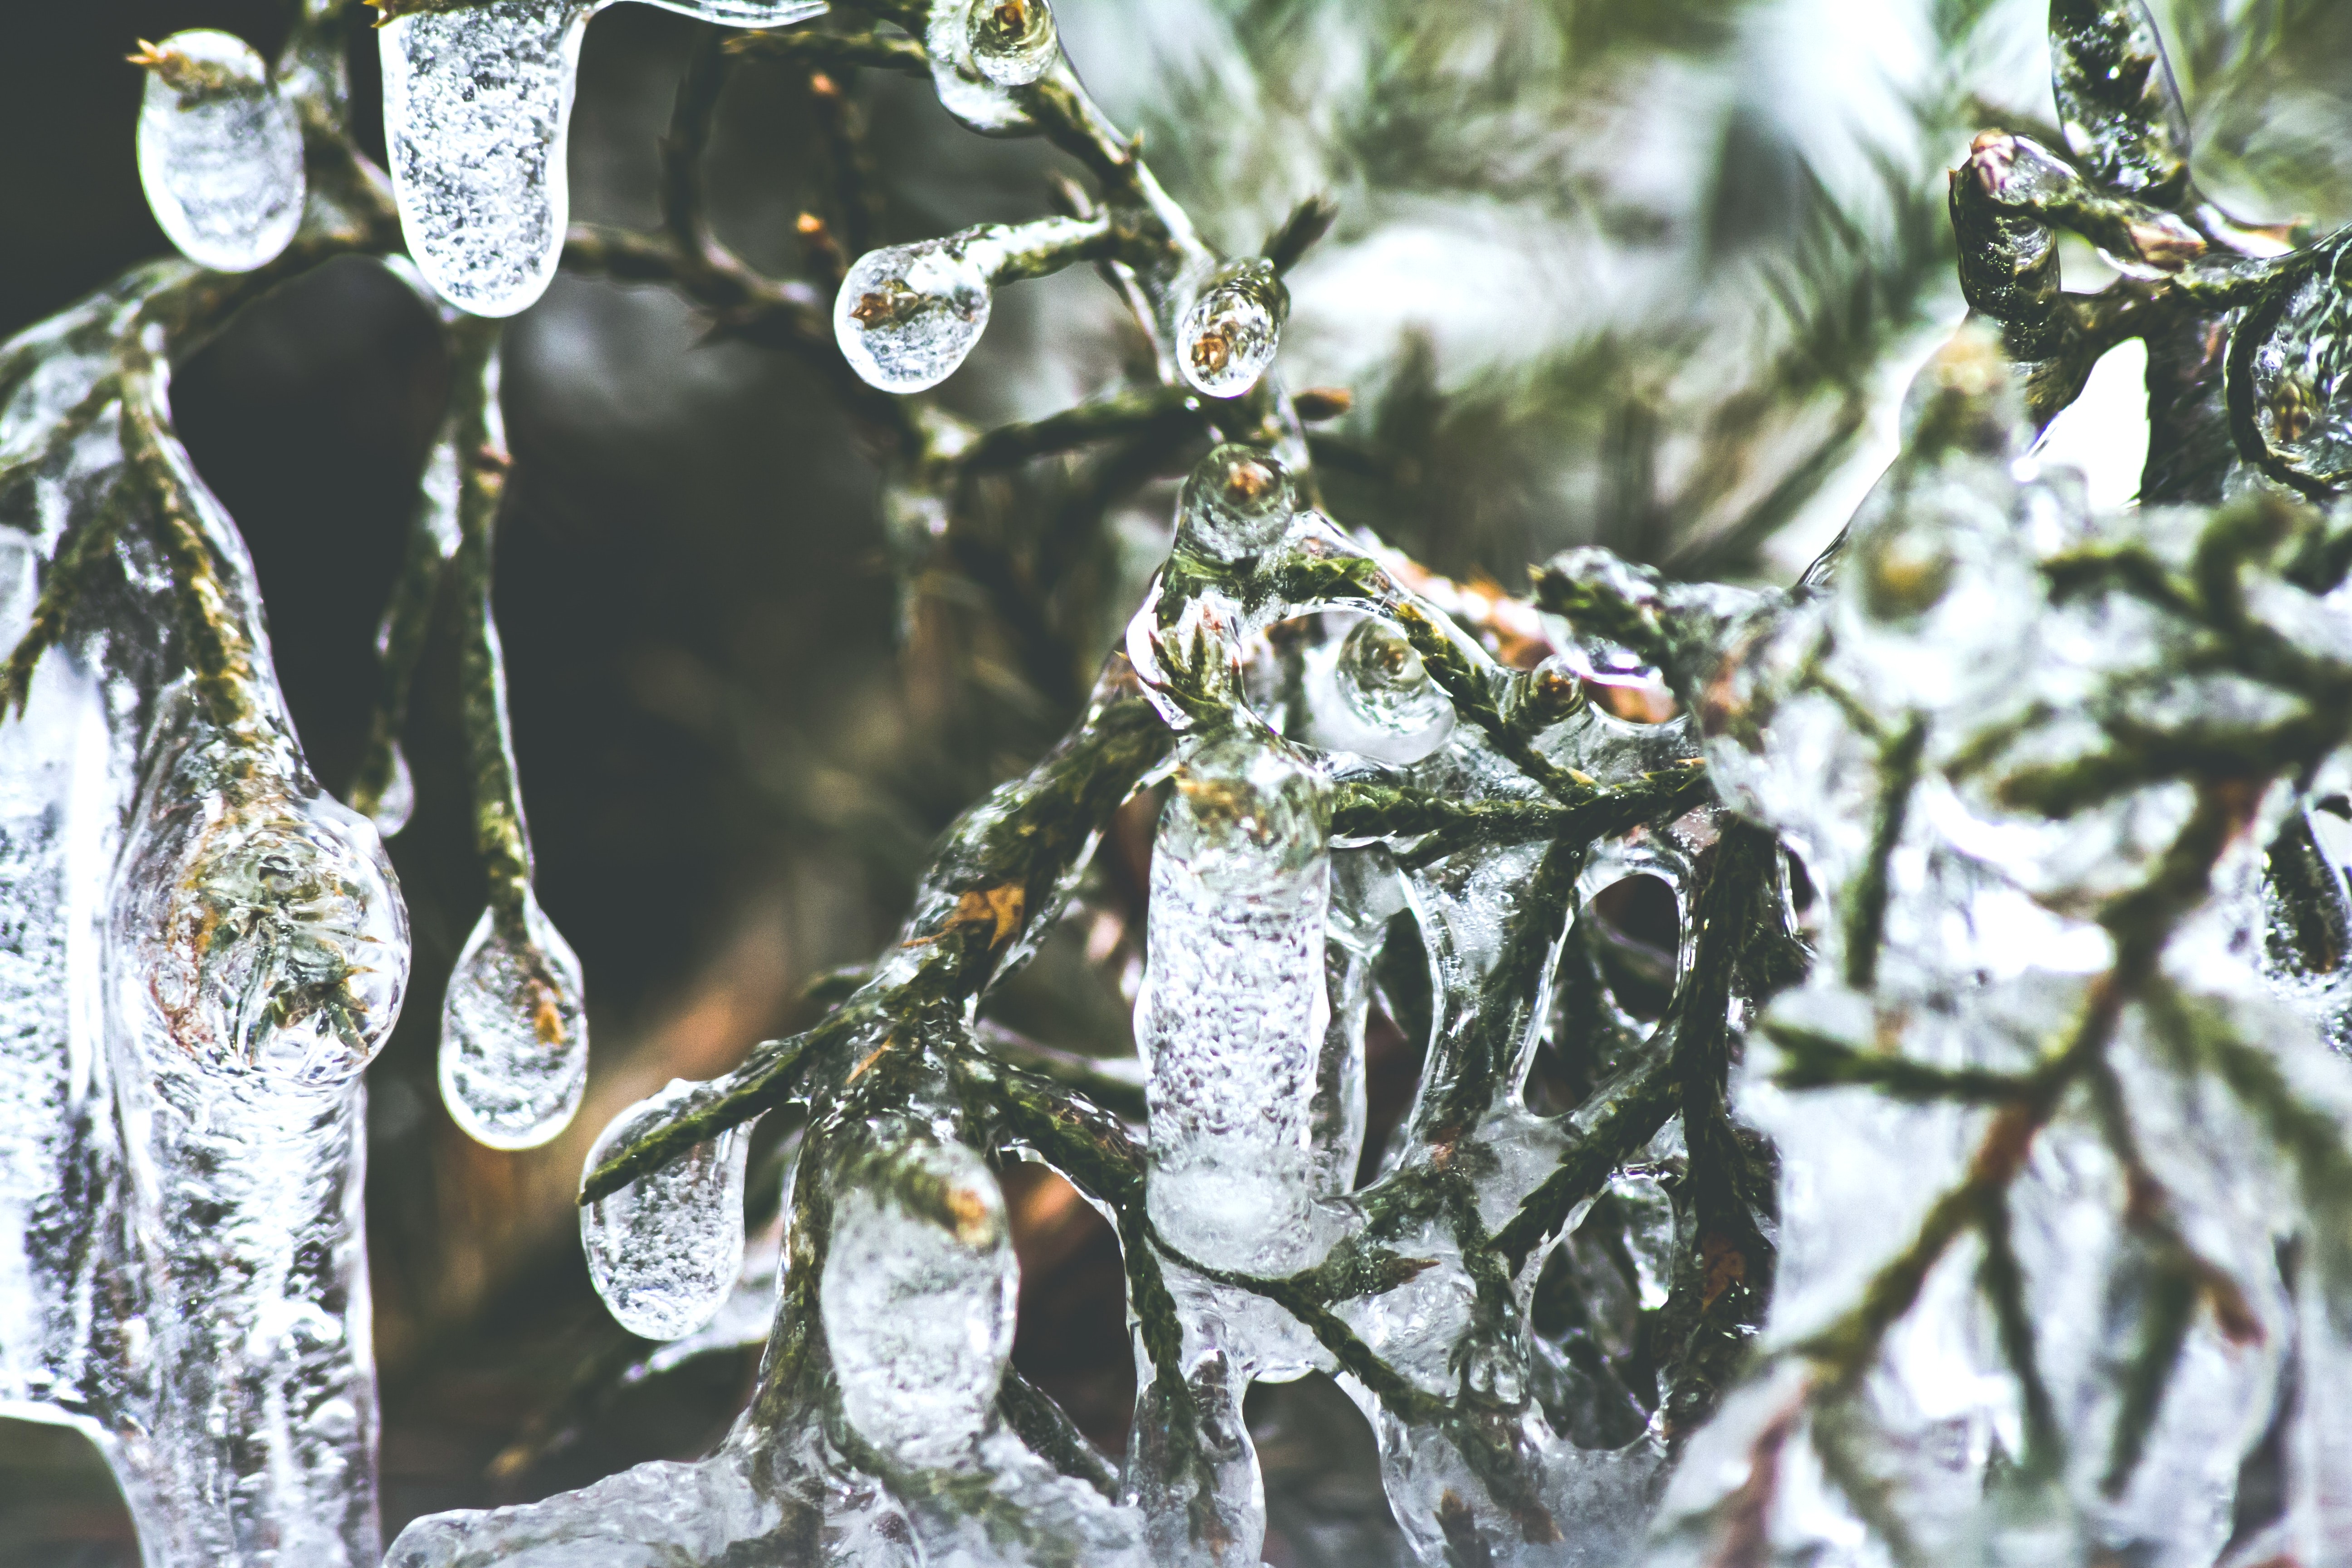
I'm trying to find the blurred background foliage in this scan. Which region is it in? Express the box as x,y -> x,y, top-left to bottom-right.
2,0 -> 2350,1562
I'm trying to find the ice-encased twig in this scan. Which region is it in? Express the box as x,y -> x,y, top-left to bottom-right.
0,274 -> 409,1566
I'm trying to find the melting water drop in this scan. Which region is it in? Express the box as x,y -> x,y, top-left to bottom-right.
581,1080 -> 750,1340
438,889 -> 588,1149
110,692 -> 410,1088
834,239 -> 993,393
381,0 -> 824,317
1175,442 -> 1294,562
1142,730 -> 1332,1273
965,0 -> 1058,88
820,1135 -> 1017,1469
369,741 -> 417,838
1334,616 -> 1448,735
133,29 -> 304,274
1178,260 -> 1286,399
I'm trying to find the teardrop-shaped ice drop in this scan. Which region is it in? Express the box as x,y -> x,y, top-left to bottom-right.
369,742 -> 417,838
925,0 -> 1032,134
1175,442 -> 1294,562
1178,260 -> 1288,399
1334,615 -> 1448,734
1142,730 -> 1331,1273
381,0 -> 595,318
965,0 -> 1057,87
820,1136 -> 1018,1469
581,1080 -> 750,1339
110,700 -> 410,1087
133,29 -> 304,273
438,890 -> 589,1148
834,239 -> 993,393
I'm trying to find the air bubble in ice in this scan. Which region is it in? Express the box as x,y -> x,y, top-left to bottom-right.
134,29 -> 304,274
438,890 -> 589,1149
1179,260 -> 1286,399
965,0 -> 1058,87
1175,442 -> 1294,563
821,1137 -> 1018,1469
834,240 -> 993,394
582,1080 -> 750,1340
110,712 -> 410,1088
1335,616 -> 1449,734
1143,730 -> 1332,1273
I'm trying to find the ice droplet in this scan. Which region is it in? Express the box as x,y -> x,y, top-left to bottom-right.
1142,730 -> 1332,1274
925,0 -> 1032,134
2244,236 -> 2352,494
369,741 -> 416,838
1176,442 -> 1294,562
1334,615 -> 1448,735
438,891 -> 589,1149
133,30 -> 304,274
1179,260 -> 1286,399
965,0 -> 1057,87
110,695 -> 410,1088
581,1080 -> 750,1340
834,240 -> 993,393
820,1136 -> 1018,1469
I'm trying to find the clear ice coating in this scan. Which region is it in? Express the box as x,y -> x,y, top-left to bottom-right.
965,0 -> 1058,88
1333,614 -> 1448,735
369,739 -> 416,837
833,239 -> 994,394
0,276 -> 407,1565
819,1133 -> 1019,1469
581,1080 -> 750,1340
2242,230 -> 2352,494
1175,442 -> 1294,562
1141,730 -> 1332,1274
133,29 -> 305,274
438,889 -> 589,1149
1178,260 -> 1286,399
380,0 -> 824,317
925,0 -> 1036,134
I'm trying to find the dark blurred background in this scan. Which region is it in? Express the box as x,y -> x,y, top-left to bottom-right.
6,0 -> 2352,1562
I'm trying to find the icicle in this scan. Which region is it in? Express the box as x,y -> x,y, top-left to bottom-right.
1333,614 -> 1448,735
133,30 -> 304,274
1142,730 -> 1332,1274
1178,260 -> 1286,399
834,238 -> 993,394
820,1133 -> 1018,1469
965,0 -> 1058,88
380,0 -> 823,317
1174,442 -> 1294,563
581,1080 -> 750,1340
438,891 -> 588,1149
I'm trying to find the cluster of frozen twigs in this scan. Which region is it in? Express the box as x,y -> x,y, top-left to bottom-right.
5,0 -> 2352,1563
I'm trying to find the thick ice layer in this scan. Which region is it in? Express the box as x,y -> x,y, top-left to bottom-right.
135,30 -> 304,273
438,891 -> 589,1149
1142,731 -> 1332,1274
581,1080 -> 750,1341
820,1137 -> 1018,1470
0,281 -> 403,1565
1178,261 -> 1285,399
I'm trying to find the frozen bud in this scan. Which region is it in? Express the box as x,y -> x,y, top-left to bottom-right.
1856,513 -> 1958,622
2243,242 -> 2352,495
1176,442 -> 1294,562
1144,732 -> 1331,1272
111,726 -> 409,1088
1179,259 -> 1288,398
965,0 -> 1058,87
821,1137 -> 1017,1469
1336,616 -> 1449,735
834,240 -> 993,394
582,1080 -> 750,1341
132,30 -> 304,274
438,890 -> 589,1149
